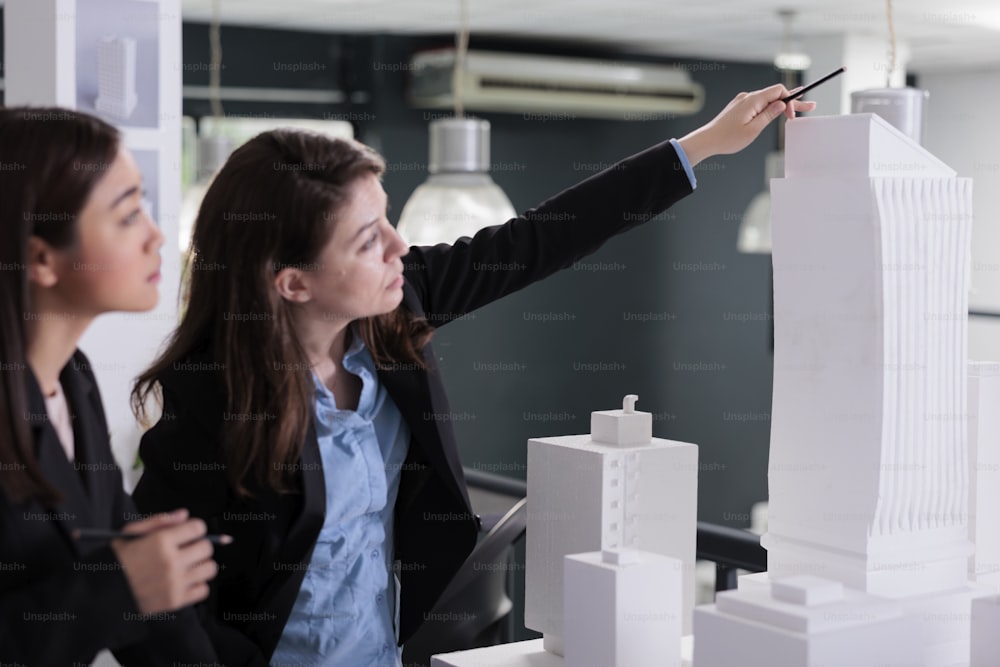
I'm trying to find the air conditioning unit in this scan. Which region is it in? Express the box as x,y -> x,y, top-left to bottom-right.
409,49 -> 705,120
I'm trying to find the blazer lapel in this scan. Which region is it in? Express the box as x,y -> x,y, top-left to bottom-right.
257,421 -> 325,598
25,368 -> 95,558
380,365 -> 468,512
252,420 -> 327,650
60,354 -> 117,526
276,421 -> 326,565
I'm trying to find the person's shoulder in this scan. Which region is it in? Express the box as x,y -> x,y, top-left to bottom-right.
152,342 -> 228,429
156,341 -> 221,389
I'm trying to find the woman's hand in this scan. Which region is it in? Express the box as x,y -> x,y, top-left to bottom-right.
677,84 -> 817,167
111,509 -> 218,614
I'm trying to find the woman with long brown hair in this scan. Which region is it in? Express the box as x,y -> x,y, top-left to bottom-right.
131,84 -> 814,666
0,107 -> 220,664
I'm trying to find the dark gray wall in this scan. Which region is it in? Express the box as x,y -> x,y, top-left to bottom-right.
0,15 -> 782,528
2,14 -> 785,645
365,35 -> 780,530
360,37 -> 783,643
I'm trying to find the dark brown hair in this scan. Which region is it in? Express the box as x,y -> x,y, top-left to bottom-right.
0,107 -> 121,504
132,129 -> 433,496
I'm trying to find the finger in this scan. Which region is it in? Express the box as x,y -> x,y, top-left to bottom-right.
787,100 -> 817,119
185,558 -> 219,586
159,518 -> 208,547
177,538 -> 214,568
749,100 -> 786,134
757,83 -> 788,103
743,86 -> 789,122
181,581 -> 211,607
119,509 -> 188,535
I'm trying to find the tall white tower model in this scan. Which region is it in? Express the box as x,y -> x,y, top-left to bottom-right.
765,113 -> 973,597
695,113 -> 976,666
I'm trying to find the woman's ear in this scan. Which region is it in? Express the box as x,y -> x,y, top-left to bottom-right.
273,267 -> 312,304
26,236 -> 62,288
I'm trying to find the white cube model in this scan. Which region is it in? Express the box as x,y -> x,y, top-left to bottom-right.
970,595 -> 1000,666
95,36 -> 138,119
694,575 -> 922,666
564,548 -> 682,667
525,395 -> 698,651
969,362 -> 1000,589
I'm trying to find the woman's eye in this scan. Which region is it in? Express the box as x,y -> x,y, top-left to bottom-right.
362,229 -> 380,250
123,209 -> 142,226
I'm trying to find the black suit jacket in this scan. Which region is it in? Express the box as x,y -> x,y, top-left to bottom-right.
0,350 -> 217,666
132,139 -> 695,665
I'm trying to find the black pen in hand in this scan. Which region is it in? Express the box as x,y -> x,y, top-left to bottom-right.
781,66 -> 846,103
72,527 -> 234,545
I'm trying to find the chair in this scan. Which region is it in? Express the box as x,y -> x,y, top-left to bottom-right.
401,497 -> 528,667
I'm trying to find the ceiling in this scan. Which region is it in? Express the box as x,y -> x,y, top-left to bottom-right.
176,0 -> 1000,72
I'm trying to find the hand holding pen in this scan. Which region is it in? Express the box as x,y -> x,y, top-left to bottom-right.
91,509 -> 232,615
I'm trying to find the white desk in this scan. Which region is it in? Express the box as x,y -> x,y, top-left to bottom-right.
431,636 -> 694,666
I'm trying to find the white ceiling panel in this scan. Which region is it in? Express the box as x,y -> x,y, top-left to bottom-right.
171,0 -> 1000,71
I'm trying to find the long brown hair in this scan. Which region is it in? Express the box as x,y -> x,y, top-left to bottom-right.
0,107 -> 121,504
133,129 -> 433,496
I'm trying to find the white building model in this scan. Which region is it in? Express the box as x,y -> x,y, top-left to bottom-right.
695,112 -> 980,667
95,36 -> 138,120
434,113 -> 997,667
433,396 -> 697,667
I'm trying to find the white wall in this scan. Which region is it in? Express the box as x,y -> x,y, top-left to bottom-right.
922,67 -> 1000,363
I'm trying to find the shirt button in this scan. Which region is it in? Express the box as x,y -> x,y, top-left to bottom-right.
371,549 -> 379,559
382,642 -> 389,652
376,593 -> 384,603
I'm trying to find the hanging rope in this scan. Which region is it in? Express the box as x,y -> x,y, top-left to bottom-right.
886,0 -> 897,87
209,0 -> 224,118
452,0 -> 470,118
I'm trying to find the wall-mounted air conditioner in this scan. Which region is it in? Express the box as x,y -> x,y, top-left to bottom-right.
408,49 -> 705,120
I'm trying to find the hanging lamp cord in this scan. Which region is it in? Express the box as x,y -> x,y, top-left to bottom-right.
886,0 -> 897,87
452,0 -> 470,118
209,0 -> 224,119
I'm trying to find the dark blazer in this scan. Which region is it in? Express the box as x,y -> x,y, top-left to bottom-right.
0,350 -> 217,666
132,138 -> 695,665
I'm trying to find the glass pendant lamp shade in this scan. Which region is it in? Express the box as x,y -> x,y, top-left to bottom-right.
396,117 -> 516,246
737,151 -> 784,254
851,87 -> 929,146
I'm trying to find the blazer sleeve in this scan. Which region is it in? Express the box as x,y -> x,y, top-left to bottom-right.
403,138 -> 694,324
109,489 -> 222,667
0,360 -> 215,666
0,540 -> 149,664
131,382 -> 270,667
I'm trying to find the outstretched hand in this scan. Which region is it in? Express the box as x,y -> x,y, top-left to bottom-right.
677,84 -> 817,167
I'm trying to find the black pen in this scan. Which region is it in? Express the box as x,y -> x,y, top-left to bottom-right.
72,527 -> 233,545
781,66 -> 846,103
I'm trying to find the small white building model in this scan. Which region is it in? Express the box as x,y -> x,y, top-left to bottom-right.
968,362 -> 1000,589
95,36 -> 138,119
525,395 -> 698,652
564,548 -> 683,667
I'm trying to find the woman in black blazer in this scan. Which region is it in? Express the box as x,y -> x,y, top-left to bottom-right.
0,107 -> 220,665
131,85 -> 815,665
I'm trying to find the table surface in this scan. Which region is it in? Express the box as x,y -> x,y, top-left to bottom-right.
431,636 -> 694,666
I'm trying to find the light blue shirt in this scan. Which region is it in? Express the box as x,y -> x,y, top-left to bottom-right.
670,137 -> 698,190
271,326 -> 410,667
